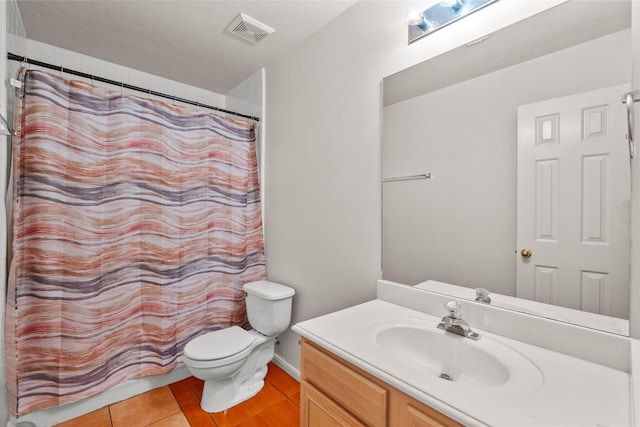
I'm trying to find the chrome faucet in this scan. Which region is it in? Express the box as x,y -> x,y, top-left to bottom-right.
437,301 -> 480,340
475,287 -> 491,304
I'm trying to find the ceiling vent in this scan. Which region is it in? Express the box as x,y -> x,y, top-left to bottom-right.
226,13 -> 275,45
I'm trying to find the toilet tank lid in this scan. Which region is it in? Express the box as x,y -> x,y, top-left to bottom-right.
243,280 -> 295,300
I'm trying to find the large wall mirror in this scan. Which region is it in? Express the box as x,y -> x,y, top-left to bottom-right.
382,0 -> 634,335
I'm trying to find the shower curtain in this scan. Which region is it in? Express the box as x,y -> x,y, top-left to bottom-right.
5,69 -> 266,416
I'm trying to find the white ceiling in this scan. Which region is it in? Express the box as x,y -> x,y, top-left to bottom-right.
16,0 -> 357,94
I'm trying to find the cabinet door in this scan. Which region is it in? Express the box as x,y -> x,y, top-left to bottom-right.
301,339 -> 387,426
301,381 -> 366,427
301,338 -> 463,427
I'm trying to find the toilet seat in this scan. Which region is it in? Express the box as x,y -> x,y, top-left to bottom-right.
183,326 -> 255,368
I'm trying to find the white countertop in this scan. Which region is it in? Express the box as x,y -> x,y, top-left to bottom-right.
293,299 -> 632,427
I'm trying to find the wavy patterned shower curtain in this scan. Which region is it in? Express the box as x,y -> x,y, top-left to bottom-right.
5,69 -> 266,416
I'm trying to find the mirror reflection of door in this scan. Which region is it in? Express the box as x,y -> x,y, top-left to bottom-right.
382,0 -> 634,333
516,84 -> 631,318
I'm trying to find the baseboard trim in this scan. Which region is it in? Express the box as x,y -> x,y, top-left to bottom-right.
272,353 -> 300,382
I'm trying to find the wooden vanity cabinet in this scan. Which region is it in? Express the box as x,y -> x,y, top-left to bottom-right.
300,338 -> 463,427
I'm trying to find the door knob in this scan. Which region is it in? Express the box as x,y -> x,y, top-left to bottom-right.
520,248 -> 532,258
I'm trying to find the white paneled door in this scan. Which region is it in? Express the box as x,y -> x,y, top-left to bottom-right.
517,84 -> 631,319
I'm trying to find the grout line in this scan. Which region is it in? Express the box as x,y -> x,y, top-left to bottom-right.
142,411 -> 185,427
264,369 -> 300,399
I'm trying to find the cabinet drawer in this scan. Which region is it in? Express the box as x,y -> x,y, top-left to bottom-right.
390,388 -> 464,427
407,404 -> 461,427
301,339 -> 388,427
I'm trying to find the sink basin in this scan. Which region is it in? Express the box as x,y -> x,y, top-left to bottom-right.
368,318 -> 543,394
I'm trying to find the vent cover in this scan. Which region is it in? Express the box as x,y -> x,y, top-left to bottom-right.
226,13 -> 275,45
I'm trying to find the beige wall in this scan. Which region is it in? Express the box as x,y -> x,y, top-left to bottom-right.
264,0 -> 568,372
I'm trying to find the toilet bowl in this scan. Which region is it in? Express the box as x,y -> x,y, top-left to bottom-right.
183,280 -> 295,413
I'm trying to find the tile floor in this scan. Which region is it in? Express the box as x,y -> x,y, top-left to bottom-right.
55,363 -> 300,427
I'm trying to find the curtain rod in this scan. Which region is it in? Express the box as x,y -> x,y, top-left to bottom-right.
7,53 -> 260,122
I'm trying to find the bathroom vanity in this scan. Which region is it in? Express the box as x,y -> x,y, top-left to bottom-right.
300,338 -> 461,426
293,280 -> 638,426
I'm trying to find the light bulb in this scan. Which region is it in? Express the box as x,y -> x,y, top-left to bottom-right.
407,10 -> 428,31
407,10 -> 423,25
439,0 -> 464,11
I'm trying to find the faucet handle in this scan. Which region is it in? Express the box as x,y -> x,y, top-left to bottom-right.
444,300 -> 461,318
475,287 -> 491,303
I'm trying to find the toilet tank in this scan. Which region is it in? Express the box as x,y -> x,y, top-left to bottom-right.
243,281 -> 295,337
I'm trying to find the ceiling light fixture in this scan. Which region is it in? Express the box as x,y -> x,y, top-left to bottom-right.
408,0 -> 499,44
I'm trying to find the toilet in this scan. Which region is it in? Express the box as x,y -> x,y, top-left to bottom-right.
182,280 -> 295,413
